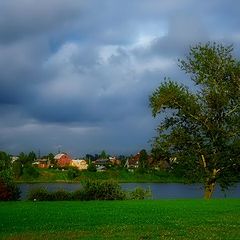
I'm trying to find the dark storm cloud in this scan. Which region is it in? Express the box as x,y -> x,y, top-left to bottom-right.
0,0 -> 86,43
0,0 -> 240,155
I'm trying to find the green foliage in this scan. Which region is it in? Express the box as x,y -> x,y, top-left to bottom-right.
82,180 -> 126,200
12,160 -> 22,179
67,167 -> 80,180
128,187 -> 152,200
100,150 -> 108,159
150,42 -> 240,197
0,180 -> 20,201
71,190 -> 85,200
18,152 -> 29,165
14,167 -> 185,183
0,151 -> 20,201
28,188 -> 51,201
0,151 -> 11,171
27,180 -> 153,201
23,166 -> 39,178
28,151 -> 37,162
138,149 -> 149,173
51,190 -> 71,201
87,162 -> 97,172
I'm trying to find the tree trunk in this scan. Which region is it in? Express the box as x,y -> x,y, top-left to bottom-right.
204,180 -> 216,199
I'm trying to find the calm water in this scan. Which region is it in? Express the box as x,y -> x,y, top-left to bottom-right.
18,182 -> 240,200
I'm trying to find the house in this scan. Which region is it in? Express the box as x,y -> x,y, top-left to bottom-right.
124,153 -> 140,169
32,158 -> 52,168
124,152 -> 153,170
109,156 -> 121,166
94,159 -> 109,167
54,153 -> 72,167
71,159 -> 88,170
10,156 -> 19,163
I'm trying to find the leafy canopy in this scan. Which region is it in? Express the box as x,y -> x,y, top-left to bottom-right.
150,43 -> 240,195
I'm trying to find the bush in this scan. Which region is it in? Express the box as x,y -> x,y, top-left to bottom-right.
87,163 -> 97,172
128,187 -> 152,200
28,188 -> 50,201
67,167 -> 80,180
0,179 -> 20,201
82,180 -> 126,200
23,166 -> 39,178
0,178 -> 20,201
51,190 -> 72,201
26,181 -> 151,201
72,189 -> 85,200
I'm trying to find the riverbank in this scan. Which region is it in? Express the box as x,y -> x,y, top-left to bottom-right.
17,182 -> 240,200
0,199 -> 239,239
15,168 -> 186,183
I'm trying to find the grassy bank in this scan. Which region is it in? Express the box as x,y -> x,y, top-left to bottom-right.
15,168 -> 185,183
0,199 -> 239,239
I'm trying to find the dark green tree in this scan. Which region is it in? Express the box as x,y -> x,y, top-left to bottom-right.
0,151 -> 20,200
48,153 -> 55,165
150,42 -> 240,199
12,160 -> 23,179
138,149 -> 149,172
87,162 -> 97,172
18,152 -> 29,166
100,150 -> 108,159
28,151 -> 36,163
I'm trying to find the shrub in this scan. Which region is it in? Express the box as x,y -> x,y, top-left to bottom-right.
87,163 -> 97,172
28,188 -> 50,201
82,180 -> 126,200
128,187 -> 152,200
72,189 -> 85,200
23,166 -> 39,178
26,182 -> 152,201
0,179 -> 20,201
67,167 -> 80,180
51,190 -> 72,201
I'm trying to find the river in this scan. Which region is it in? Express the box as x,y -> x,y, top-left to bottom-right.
18,182 -> 240,200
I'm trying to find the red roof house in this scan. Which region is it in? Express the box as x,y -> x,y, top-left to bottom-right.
54,153 -> 72,167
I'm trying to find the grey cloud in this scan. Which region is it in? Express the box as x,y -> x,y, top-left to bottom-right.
0,0 -> 240,155
0,0 -> 86,43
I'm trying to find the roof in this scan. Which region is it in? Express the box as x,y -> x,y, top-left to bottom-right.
95,159 -> 109,165
72,159 -> 87,164
54,153 -> 66,159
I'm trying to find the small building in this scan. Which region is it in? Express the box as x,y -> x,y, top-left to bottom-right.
124,158 -> 139,169
94,159 -> 109,167
96,165 -> 107,172
38,159 -> 50,168
11,156 -> 19,163
54,153 -> 72,167
32,159 -> 51,168
71,159 -> 88,170
124,152 -> 153,170
109,156 -> 121,166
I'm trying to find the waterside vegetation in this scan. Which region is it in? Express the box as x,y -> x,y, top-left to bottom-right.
15,168 -> 186,183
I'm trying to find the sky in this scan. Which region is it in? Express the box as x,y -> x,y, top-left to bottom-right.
1,0 -> 240,157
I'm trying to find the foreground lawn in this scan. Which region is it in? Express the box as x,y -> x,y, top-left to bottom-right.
0,199 -> 239,239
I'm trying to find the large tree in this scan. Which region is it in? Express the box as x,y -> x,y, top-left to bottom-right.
150,43 -> 240,199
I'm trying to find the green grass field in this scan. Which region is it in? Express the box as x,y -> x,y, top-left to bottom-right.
16,168 -> 185,183
0,199 -> 239,239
